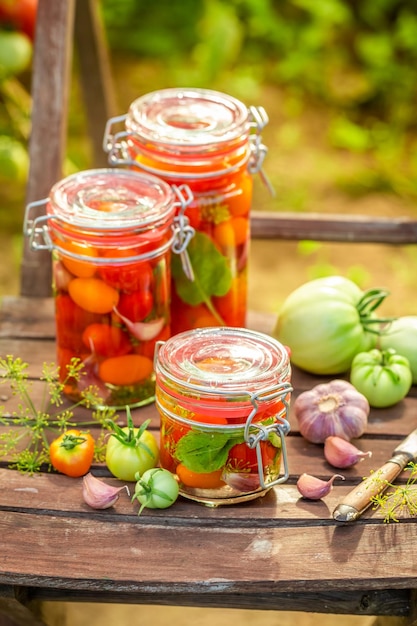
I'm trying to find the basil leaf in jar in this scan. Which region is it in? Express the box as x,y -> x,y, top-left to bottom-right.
175,430 -> 243,473
171,231 -> 232,306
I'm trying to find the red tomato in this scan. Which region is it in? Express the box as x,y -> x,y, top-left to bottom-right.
82,323 -> 132,357
100,259 -> 154,293
0,0 -> 38,40
227,441 -> 279,474
117,289 -> 153,322
170,291 -> 218,334
184,205 -> 201,229
159,417 -> 191,474
212,274 -> 247,327
49,429 -> 95,477
55,293 -> 100,352
186,413 -> 228,425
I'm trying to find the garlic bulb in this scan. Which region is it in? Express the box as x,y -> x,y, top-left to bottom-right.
324,435 -> 372,469
293,379 -> 370,443
297,473 -> 345,500
82,473 -> 129,509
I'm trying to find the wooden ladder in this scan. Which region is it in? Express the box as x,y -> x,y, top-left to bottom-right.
20,0 -> 116,298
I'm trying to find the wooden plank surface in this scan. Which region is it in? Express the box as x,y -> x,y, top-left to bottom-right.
251,211 -> 417,244
1,297 -> 417,619
0,505 -> 416,594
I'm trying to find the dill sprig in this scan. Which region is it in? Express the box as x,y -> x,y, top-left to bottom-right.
0,354 -> 117,474
371,462 -> 417,522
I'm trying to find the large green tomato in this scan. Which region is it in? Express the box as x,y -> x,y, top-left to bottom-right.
350,348 -> 412,408
273,276 -> 388,375
105,413 -> 159,481
379,316 -> 417,384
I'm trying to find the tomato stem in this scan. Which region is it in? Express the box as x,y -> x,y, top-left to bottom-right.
59,433 -> 87,450
106,406 -> 152,450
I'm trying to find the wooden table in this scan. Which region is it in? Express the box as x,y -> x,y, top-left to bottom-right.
1,296 -> 417,626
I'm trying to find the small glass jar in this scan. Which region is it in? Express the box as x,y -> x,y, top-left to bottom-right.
24,168 -> 194,408
154,326 -> 292,506
103,88 -> 270,334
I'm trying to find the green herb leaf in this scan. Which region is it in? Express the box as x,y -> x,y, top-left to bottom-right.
171,231 -> 232,306
175,430 -> 243,473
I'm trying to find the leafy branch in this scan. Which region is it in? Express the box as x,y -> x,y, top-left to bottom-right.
0,355 -> 116,474
371,462 -> 417,523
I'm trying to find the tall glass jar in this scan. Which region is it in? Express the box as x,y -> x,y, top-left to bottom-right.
154,326 -> 292,506
103,88 -> 270,334
24,168 -> 194,408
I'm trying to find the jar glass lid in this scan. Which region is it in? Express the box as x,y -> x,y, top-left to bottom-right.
48,168 -> 176,230
126,88 -> 250,154
156,327 -> 290,395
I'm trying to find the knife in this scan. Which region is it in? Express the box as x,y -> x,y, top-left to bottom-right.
332,428 -> 417,523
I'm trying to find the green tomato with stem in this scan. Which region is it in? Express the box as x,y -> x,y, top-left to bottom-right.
274,276 -> 391,375
105,408 -> 159,482
350,348 -> 412,408
132,468 -> 179,515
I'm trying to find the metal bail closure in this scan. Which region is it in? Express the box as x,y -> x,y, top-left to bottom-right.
102,114 -> 133,166
243,381 -> 292,490
171,184 -> 195,281
247,105 -> 275,197
24,199 -> 53,251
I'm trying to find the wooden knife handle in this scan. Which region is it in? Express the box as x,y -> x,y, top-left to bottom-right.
332,457 -> 407,522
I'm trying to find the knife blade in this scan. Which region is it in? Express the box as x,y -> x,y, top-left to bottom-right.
332,428 -> 417,523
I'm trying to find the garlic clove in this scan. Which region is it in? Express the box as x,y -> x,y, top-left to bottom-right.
82,472 -> 130,510
296,473 -> 345,500
113,307 -> 165,341
324,435 -> 372,469
221,470 -> 261,493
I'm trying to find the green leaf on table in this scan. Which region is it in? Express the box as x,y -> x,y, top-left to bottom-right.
175,430 -> 242,473
171,231 -> 232,306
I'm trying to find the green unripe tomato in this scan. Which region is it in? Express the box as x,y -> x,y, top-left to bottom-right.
379,316 -> 417,384
350,348 -> 412,408
0,136 -> 29,183
105,414 -> 159,482
133,468 -> 179,515
0,31 -> 32,76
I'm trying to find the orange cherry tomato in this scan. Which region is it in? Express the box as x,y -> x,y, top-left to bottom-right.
231,216 -> 249,246
225,173 -> 253,217
82,323 -> 132,357
213,216 -> 249,249
98,354 -> 154,386
68,277 -> 119,314
213,220 -> 235,249
59,241 -> 98,278
176,464 -> 225,489
49,429 -> 95,477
